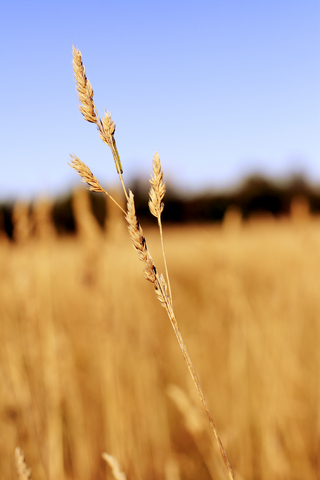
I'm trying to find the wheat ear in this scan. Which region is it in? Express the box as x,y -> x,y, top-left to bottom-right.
148,152 -> 173,305
69,155 -> 126,214
72,45 -> 127,200
126,190 -> 157,283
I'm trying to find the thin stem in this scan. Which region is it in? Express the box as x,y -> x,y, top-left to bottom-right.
92,101 -> 127,193
103,190 -> 126,215
112,140 -> 124,177
115,163 -> 129,203
155,275 -> 236,480
157,217 -> 173,306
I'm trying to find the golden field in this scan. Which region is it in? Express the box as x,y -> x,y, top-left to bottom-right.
1,192 -> 320,480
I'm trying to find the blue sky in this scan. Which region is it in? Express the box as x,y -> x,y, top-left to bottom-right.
1,1 -> 319,201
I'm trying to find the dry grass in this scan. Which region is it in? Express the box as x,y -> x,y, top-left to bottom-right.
1,198 -> 320,479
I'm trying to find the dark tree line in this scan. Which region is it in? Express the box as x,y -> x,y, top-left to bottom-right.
1,174 -> 319,238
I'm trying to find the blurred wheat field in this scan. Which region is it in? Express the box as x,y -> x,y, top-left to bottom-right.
1,191 -> 320,480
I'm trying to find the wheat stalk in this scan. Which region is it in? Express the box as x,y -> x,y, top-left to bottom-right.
70,46 -> 236,480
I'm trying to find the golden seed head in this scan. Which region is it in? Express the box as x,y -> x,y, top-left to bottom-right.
126,190 -> 156,284
149,152 -> 166,218
72,45 -> 96,123
69,154 -> 105,194
100,110 -> 116,146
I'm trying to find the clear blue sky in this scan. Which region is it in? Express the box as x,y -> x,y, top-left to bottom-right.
1,0 -> 319,201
